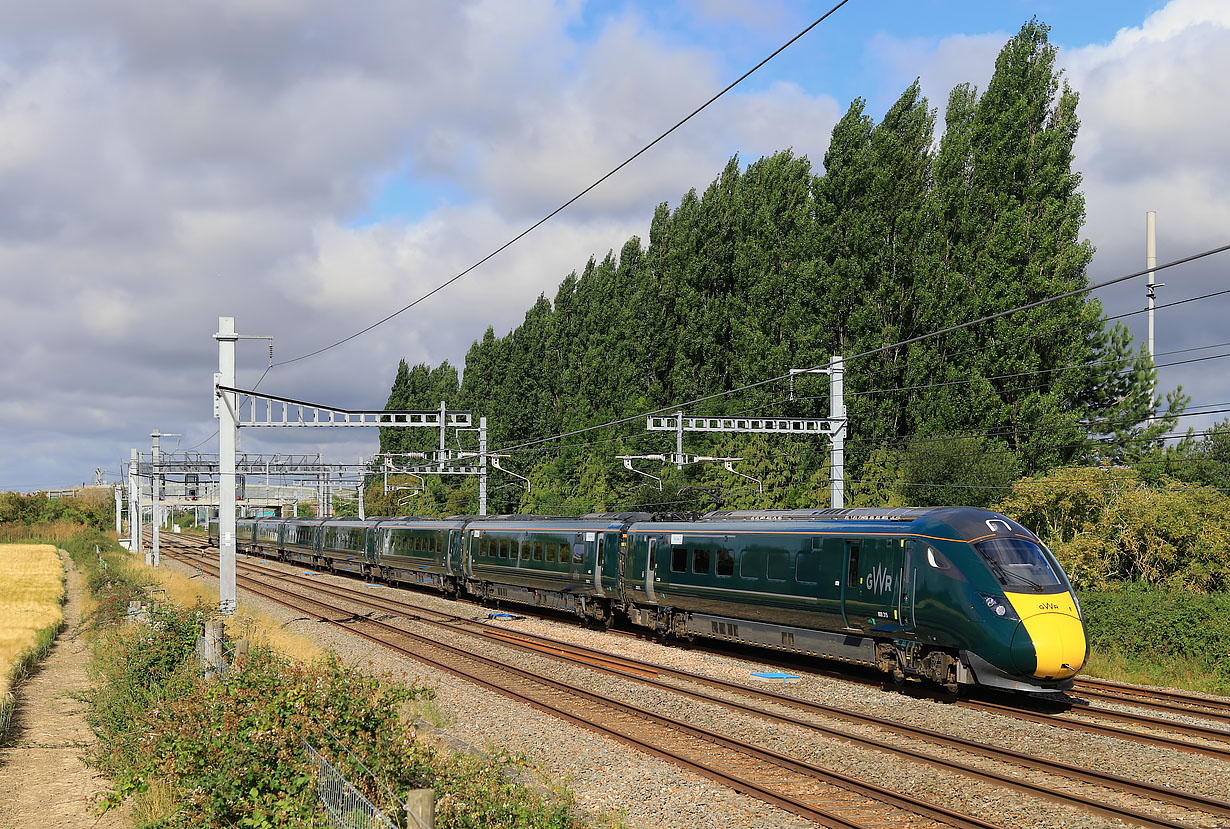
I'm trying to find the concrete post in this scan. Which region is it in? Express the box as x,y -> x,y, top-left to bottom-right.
1146,211 -> 1159,428
215,317 -> 238,615
114,483 -> 122,536
129,448 -> 141,554
479,416 -> 487,516
830,355 -> 845,510
405,789 -> 435,829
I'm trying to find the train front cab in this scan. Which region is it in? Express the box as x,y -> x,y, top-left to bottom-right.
958,531 -> 1087,693
905,510 -> 1088,693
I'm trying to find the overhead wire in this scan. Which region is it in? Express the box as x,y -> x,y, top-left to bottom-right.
270,0 -> 854,370
490,242 -> 1230,455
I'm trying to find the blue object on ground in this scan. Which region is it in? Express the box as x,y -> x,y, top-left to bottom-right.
488,612 -> 524,620
750,672 -> 801,680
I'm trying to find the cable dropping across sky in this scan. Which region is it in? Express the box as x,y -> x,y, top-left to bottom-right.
271,0 -> 853,370
491,241 -> 1230,455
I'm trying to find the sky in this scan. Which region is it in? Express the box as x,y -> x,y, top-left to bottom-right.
2,0 -> 1228,492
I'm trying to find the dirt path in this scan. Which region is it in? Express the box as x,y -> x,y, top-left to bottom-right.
0,551 -> 129,829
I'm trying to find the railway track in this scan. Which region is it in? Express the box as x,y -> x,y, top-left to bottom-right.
159,542 -> 1001,829
160,534 -> 1230,750
157,538 -> 1230,829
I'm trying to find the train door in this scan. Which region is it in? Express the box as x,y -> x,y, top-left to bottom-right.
645,537 -> 659,602
899,540 -> 917,632
446,529 -> 459,574
842,537 -> 904,631
570,532 -> 593,582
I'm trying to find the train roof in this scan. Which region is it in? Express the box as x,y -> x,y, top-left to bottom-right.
638,507 -> 1036,544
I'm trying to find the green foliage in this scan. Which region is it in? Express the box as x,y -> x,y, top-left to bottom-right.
899,435 -> 1021,509
1135,418 -> 1230,489
376,21 -> 1173,515
1079,585 -> 1230,692
997,466 -> 1230,591
71,529 -> 592,828
0,490 -> 114,530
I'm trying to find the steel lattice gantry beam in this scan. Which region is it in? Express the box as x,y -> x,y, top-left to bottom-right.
217,385 -> 472,429
646,415 -> 838,435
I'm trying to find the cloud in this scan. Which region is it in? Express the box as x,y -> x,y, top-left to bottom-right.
0,0 -> 843,489
1067,2 -> 1230,432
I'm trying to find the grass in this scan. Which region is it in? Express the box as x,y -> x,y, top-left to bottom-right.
1083,649 -> 1230,696
0,543 -> 67,740
132,555 -> 325,664
0,520 -> 94,545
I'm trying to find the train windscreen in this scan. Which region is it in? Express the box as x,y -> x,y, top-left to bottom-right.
973,537 -> 1064,592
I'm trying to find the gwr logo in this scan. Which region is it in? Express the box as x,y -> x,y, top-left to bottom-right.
866,563 -> 894,595
1039,601 -> 1060,611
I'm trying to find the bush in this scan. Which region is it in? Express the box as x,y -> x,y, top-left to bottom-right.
1079,585 -> 1230,691
997,466 -> 1230,591
70,529 -> 592,828
900,435 -> 1022,509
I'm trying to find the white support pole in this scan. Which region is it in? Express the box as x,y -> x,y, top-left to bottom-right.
150,430 -> 161,566
128,448 -> 140,552
829,355 -> 845,510
215,316 -> 238,615
675,410 -> 684,470
438,400 -> 447,472
114,483 -> 122,536
358,456 -> 366,520
479,416 -> 488,516
1146,211 -> 1159,428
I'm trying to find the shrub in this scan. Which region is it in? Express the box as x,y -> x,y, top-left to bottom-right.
997,467 -> 1230,591
70,529 -> 592,827
1079,585 -> 1230,690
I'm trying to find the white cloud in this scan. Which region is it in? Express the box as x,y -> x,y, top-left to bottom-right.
0,0 -> 845,488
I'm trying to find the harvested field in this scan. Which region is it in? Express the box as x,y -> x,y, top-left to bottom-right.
0,544 -> 66,732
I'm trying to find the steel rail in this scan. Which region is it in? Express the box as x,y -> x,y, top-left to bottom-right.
162,542 -> 1224,828
182,551 -> 1005,829
1074,678 -> 1230,722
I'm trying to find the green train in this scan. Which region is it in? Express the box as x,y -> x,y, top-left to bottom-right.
209,506 -> 1087,693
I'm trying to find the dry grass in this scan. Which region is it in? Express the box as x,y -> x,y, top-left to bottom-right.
1083,649 -> 1230,696
0,544 -> 66,701
132,557 -> 325,663
0,521 -> 89,545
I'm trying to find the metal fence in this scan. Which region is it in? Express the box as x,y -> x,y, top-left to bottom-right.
306,741 -> 399,829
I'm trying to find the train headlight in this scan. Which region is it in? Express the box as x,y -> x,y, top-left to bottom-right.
979,592 -> 1020,621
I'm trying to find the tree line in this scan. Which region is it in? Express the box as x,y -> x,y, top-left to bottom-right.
374,21 -> 1197,519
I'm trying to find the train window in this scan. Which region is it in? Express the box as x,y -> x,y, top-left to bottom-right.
671,547 -> 687,573
974,537 -> 1061,589
503,539 -> 513,558
572,543 -> 585,564
692,548 -> 710,575
533,543 -> 543,561
766,550 -> 790,581
925,546 -> 950,571
739,548 -> 761,580
480,537 -> 489,556
546,542 -> 558,561
796,551 -> 820,584
716,549 -> 734,577
847,542 -> 861,585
